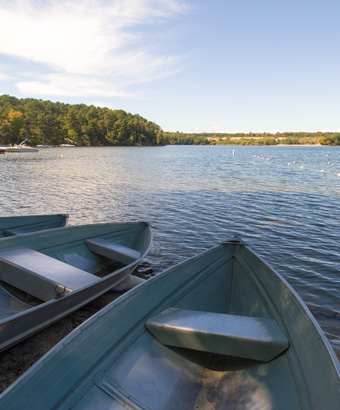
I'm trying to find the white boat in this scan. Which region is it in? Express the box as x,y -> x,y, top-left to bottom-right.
59,144 -> 75,147
6,140 -> 39,152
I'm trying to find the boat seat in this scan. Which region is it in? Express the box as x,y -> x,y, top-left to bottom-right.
86,237 -> 141,265
0,246 -> 100,301
146,307 -> 289,362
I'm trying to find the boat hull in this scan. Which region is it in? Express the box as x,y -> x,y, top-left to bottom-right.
0,241 -> 339,409
0,222 -> 152,353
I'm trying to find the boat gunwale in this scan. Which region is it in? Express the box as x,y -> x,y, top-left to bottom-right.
236,244 -> 340,376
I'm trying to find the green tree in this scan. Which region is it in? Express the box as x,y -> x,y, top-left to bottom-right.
7,109 -> 25,144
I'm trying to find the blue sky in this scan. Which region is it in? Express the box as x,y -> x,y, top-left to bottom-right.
0,0 -> 339,133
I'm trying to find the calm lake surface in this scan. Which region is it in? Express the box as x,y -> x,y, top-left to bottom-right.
1,145 -> 340,356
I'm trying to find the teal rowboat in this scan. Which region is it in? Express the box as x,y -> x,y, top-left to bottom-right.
0,214 -> 68,237
0,222 -> 151,353
0,238 -> 339,409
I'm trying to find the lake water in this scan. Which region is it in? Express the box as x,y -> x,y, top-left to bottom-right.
1,145 -> 340,357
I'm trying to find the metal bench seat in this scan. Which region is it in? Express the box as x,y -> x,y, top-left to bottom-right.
0,246 -> 100,301
86,237 -> 141,265
146,307 -> 289,362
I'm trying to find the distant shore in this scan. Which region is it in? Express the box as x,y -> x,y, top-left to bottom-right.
276,144 -> 322,147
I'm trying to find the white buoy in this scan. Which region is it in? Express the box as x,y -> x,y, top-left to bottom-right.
233,150 -> 235,156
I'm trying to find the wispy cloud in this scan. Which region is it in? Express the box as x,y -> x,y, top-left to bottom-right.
0,72 -> 13,81
0,0 -> 187,97
17,74 -> 132,97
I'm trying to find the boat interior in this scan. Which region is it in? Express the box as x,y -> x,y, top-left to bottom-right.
0,224 -> 146,316
58,245 -> 325,409
0,243 -> 338,409
45,248 -> 338,410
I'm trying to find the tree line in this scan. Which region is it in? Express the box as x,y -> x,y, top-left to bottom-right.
164,131 -> 340,146
0,95 -> 165,146
1,95 -> 339,146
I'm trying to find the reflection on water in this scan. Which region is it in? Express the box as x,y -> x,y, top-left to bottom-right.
1,145 -> 340,354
